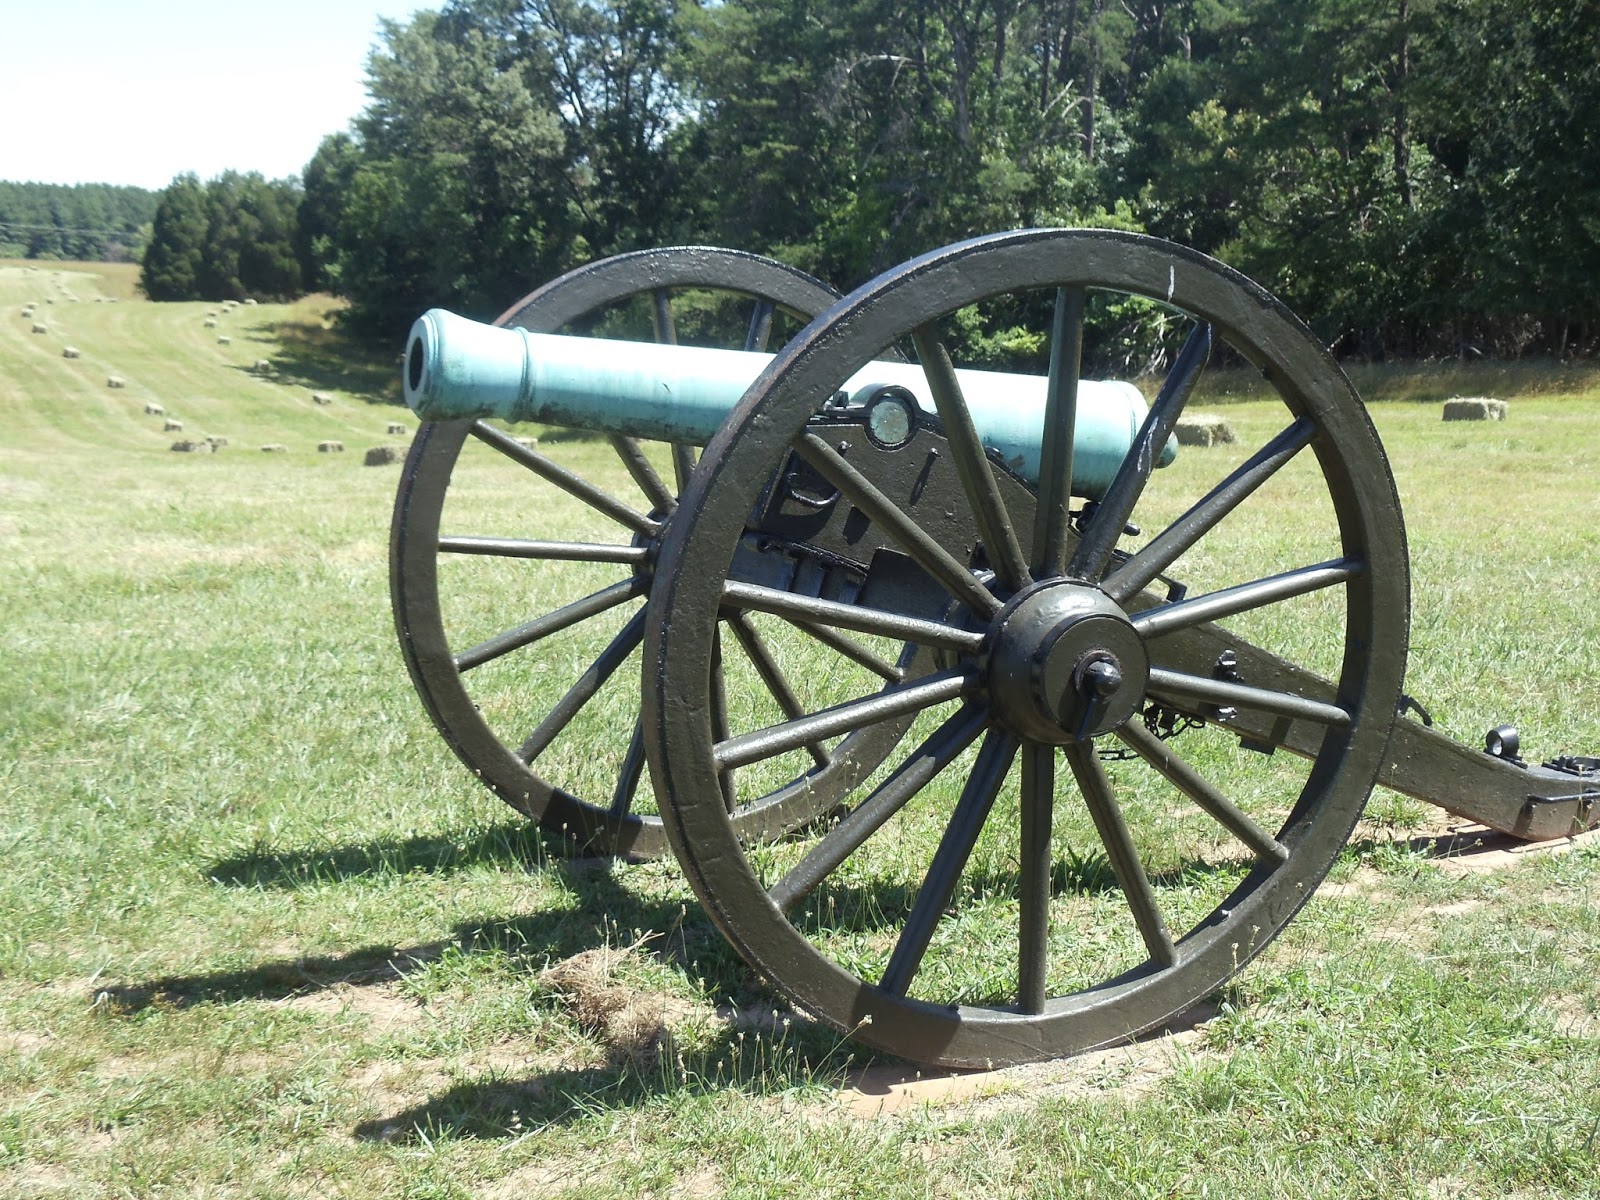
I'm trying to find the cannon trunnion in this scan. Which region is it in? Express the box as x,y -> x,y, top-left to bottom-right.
389,233 -> 1598,1069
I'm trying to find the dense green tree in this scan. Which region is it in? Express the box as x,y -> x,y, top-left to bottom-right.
0,181 -> 155,261
322,11 -> 573,334
139,175 -> 209,300
140,173 -> 304,301
296,134 -> 360,292
1410,0 -> 1600,354
297,0 -> 1600,356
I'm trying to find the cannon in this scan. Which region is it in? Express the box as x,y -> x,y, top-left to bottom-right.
391,231 -> 1598,1069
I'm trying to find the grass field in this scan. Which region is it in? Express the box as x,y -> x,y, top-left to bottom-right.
1,259 -> 1597,1198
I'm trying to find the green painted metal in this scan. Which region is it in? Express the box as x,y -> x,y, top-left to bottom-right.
404,308 -> 1174,498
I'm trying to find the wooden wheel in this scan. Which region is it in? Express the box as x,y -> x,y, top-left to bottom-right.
392,247 -> 916,857
644,229 -> 1410,1065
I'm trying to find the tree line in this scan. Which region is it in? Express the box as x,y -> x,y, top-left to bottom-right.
139,0 -> 1600,359
0,182 -> 156,262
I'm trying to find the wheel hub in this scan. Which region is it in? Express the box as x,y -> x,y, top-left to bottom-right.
986,580 -> 1149,744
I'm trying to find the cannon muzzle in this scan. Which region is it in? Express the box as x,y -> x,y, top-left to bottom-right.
404,308 -> 1173,498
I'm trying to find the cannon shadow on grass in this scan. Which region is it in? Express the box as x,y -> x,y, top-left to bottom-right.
98,852 -> 733,1015
93,818 -> 1542,1138
97,844 -> 854,1136
205,819 -> 566,888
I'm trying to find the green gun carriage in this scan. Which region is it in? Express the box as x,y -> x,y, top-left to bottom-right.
389,231 -> 1598,1069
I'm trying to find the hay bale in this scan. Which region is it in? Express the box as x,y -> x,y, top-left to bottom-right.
164,418 -> 184,432
1442,396 -> 1508,421
243,298 -> 258,306
515,436 -> 539,450
364,444 -> 406,466
260,443 -> 288,453
318,440 -> 345,453
252,359 -> 272,374
144,402 -> 165,416
106,376 -> 125,388
217,336 -> 231,346
203,318 -> 217,328
19,307 -> 33,318
1175,414 -> 1236,447
311,392 -> 333,405
386,422 -> 407,435
205,435 -> 229,449
170,440 -> 210,453
31,322 -> 47,334
61,346 -> 81,359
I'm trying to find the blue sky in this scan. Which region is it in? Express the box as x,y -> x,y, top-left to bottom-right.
0,1 -> 423,189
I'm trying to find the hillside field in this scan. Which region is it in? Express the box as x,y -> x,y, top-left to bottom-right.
1,260 -> 1597,1198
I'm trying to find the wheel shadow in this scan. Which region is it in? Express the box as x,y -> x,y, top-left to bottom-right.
349,1012 -> 863,1143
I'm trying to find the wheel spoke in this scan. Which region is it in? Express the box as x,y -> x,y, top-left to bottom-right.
1103,418 -> 1318,603
1146,668 -> 1352,728
608,716 -> 648,818
438,536 -> 648,564
651,288 -> 677,344
912,327 -> 1031,593
1033,287 -> 1086,579
710,625 -> 737,812
1133,558 -> 1363,640
1067,322 -> 1213,582
794,432 -> 1001,617
769,705 -> 990,912
744,298 -> 776,352
778,616 -> 905,682
1063,742 -> 1176,968
515,608 -> 647,764
880,731 -> 1020,997
714,667 -> 976,772
1018,741 -> 1056,1014
608,434 -> 676,514
1114,719 -> 1288,863
722,579 -> 983,655
671,442 -> 698,493
650,287 -> 701,498
471,421 -> 658,536
726,612 -> 830,768
455,577 -> 644,672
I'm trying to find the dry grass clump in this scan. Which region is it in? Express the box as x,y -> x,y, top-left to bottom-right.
538,945 -> 678,1069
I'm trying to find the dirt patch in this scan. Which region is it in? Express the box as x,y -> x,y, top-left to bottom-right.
830,1006 -> 1218,1119
348,1041 -> 578,1135
0,1029 -> 55,1055
0,1161 -> 81,1197
1424,823 -> 1600,876
483,1160 -> 578,1199
1314,867 -> 1386,901
667,1163 -> 725,1199
278,982 -> 424,1030
1543,994 -> 1599,1038
1422,899 -> 1484,918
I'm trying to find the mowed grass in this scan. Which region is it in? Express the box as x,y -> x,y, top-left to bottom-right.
0,260 -> 1596,1198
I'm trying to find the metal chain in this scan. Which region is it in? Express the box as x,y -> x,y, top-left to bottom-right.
1096,704 -> 1205,761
